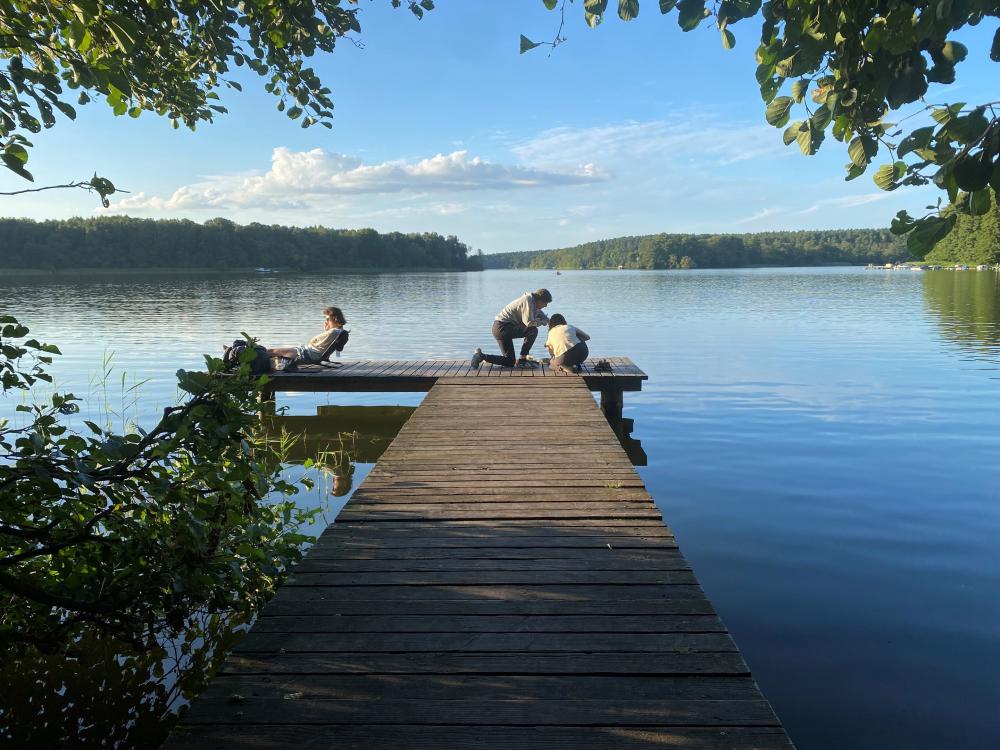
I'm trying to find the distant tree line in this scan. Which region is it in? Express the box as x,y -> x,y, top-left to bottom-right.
925,195 -> 1000,266
484,229 -> 909,270
0,217 -> 482,271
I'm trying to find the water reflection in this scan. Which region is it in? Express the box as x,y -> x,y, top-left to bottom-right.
922,270 -> 1000,359
264,405 -> 416,497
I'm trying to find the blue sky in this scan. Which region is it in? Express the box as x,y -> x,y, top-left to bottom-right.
1,3 -> 996,254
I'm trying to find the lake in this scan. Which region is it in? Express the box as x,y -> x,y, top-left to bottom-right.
2,267 -> 999,749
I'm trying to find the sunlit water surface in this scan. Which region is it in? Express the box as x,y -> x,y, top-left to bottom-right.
2,267 -> 999,749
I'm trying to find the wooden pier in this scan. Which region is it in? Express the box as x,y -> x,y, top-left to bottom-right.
257,356 -> 647,426
165,362 -> 793,749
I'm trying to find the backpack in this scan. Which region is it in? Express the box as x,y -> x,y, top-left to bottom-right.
223,339 -> 271,375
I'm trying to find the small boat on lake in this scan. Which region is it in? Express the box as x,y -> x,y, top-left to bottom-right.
255,267 -> 275,273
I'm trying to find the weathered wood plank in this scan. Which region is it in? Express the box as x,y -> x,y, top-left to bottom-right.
178,674 -> 759,700
261,584 -> 708,604
258,598 -> 716,617
283,570 -> 698,586
164,726 -> 793,750
180,696 -> 778,726
250,614 -> 723,633
233,631 -> 737,654
293,553 -> 692,571
218,651 -> 751,676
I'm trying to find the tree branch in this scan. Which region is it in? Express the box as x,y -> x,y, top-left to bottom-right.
0,181 -> 128,197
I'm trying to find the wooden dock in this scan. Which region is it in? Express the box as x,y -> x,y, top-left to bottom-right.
165,366 -> 793,749
258,356 -> 647,425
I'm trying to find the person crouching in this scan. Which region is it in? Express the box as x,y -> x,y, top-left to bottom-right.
545,313 -> 590,373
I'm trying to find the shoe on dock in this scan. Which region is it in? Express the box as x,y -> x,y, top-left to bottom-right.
470,348 -> 484,369
516,357 -> 539,369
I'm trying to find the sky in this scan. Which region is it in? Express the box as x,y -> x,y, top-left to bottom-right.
1,3 -> 997,254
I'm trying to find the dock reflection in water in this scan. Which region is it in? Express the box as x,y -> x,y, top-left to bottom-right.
265,404 -> 417,498
265,401 -> 647,488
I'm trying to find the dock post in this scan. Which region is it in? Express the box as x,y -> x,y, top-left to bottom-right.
600,386 -> 624,434
257,387 -> 276,418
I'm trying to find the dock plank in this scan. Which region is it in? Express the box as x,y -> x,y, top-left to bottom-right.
165,371 -> 792,750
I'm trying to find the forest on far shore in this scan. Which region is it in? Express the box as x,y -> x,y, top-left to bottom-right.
484,229 -> 910,270
0,216 -> 482,271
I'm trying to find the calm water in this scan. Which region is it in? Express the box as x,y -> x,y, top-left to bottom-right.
2,267 -> 1000,749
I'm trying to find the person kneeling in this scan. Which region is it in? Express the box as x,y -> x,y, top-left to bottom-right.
545,313 -> 590,373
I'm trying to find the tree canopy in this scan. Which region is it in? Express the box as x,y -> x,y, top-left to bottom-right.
0,0 -> 433,194
0,216 -> 480,271
484,228 -> 907,269
522,0 -> 1000,256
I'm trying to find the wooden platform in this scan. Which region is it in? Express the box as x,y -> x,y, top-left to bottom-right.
261,356 -> 647,393
164,377 -> 793,749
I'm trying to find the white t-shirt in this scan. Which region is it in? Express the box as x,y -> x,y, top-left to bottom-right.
546,325 -> 588,357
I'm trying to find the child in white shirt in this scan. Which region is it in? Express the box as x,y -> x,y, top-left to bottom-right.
545,313 -> 591,373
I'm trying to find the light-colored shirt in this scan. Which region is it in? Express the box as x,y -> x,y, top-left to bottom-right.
546,324 -> 589,358
494,292 -> 549,328
304,327 -> 343,360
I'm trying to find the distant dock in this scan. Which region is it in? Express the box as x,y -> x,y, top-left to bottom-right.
165,361 -> 793,749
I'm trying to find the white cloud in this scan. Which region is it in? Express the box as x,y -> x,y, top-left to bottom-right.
734,207 -> 785,225
103,147 -> 606,213
510,117 -> 784,171
790,191 -> 896,216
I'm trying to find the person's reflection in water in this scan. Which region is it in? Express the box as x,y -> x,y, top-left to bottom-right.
331,465 -> 355,497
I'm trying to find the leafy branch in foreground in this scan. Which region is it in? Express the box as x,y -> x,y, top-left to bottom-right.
523,0 -> 1000,256
0,315 -> 316,654
0,1 -> 434,185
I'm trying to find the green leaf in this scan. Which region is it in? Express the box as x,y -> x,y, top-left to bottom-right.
519,35 -> 541,54
721,29 -> 735,50
952,155 -> 992,192
783,121 -> 803,146
796,121 -> 824,155
873,162 -> 905,191
890,210 -> 915,236
584,0 -> 609,13
543,0 -> 558,8
897,126 -> 934,158
848,136 -> 876,168
810,105 -> 832,132
795,121 -> 813,154
758,77 -> 782,103
765,96 -> 794,127
286,106 -> 303,119
618,0 -> 639,21
844,162 -> 866,181
991,28 -> 1000,62
906,215 -> 956,257
941,41 -> 968,64
676,0 -> 706,31
4,144 -> 28,164
585,11 -> 602,27
790,79 -> 808,103
992,163 -> 1000,193
659,0 -> 678,11
968,189 -> 991,216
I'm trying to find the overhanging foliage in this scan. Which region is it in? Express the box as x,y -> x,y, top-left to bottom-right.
524,0 -> 1000,256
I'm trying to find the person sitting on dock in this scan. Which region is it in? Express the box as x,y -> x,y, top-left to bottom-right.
544,313 -> 590,373
266,306 -> 347,366
471,288 -> 551,369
